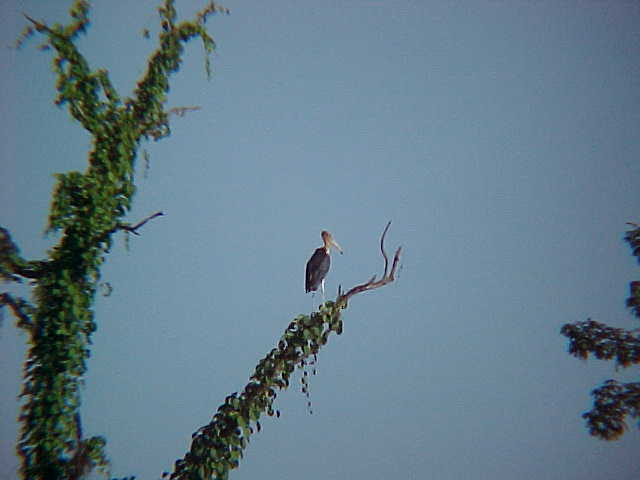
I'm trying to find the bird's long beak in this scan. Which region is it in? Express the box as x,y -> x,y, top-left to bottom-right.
331,238 -> 343,255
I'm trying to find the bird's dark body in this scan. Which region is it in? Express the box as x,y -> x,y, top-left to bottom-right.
305,248 -> 330,292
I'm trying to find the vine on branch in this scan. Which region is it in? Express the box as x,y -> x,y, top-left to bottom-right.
5,2 -> 403,479
167,223 -> 401,480
2,2 -> 228,478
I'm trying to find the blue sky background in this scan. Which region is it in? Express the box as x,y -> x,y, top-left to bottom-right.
1,1 -> 639,479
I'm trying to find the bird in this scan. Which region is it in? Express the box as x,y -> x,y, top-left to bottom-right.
305,230 -> 343,302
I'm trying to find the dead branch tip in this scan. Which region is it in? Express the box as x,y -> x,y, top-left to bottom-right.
23,13 -> 46,31
338,222 -> 401,303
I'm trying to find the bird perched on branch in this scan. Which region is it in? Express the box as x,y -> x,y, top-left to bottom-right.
305,230 -> 343,301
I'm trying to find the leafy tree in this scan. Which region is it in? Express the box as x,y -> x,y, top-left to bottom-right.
561,223 -> 640,440
1,3 -> 401,479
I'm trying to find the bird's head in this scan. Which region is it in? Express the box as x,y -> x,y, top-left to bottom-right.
321,230 -> 343,254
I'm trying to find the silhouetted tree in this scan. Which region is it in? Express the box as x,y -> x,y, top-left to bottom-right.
561,223 -> 640,440
1,3 -> 401,479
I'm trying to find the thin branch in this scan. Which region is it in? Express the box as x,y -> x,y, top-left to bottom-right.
23,13 -> 48,33
93,211 -> 164,249
168,106 -> 201,118
0,293 -> 34,330
120,211 -> 164,236
380,220 -> 391,278
338,221 -> 402,304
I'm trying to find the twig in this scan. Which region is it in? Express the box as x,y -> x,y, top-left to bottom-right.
337,222 -> 402,304
168,106 -> 201,118
380,221 -> 391,278
119,211 -> 164,236
23,13 -> 45,30
23,13 -> 54,36
0,293 -> 34,330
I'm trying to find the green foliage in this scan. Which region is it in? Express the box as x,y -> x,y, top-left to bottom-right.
5,2 -> 398,479
167,300 -> 347,480
561,222 -> 640,440
2,1 -> 228,478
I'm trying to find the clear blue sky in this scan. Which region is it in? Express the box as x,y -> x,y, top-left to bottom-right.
1,1 -> 639,479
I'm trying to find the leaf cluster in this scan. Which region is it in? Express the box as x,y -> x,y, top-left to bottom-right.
583,380 -> 640,441
560,320 -> 640,368
560,222 -> 640,440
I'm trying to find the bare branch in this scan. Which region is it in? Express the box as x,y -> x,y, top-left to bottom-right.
338,222 -> 402,304
381,220 -> 391,278
120,211 -> 164,236
168,106 -> 201,118
23,13 -> 48,33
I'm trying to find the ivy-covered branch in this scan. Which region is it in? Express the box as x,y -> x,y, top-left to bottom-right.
129,1 -> 228,142
24,2 -> 111,134
168,224 -> 401,480
9,2 -> 227,479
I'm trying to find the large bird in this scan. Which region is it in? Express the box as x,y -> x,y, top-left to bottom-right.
305,230 -> 343,300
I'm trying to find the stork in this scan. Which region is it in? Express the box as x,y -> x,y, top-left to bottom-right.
305,231 -> 343,302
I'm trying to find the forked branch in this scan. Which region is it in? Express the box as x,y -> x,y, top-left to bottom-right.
93,211 -> 164,250
338,221 -> 402,304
